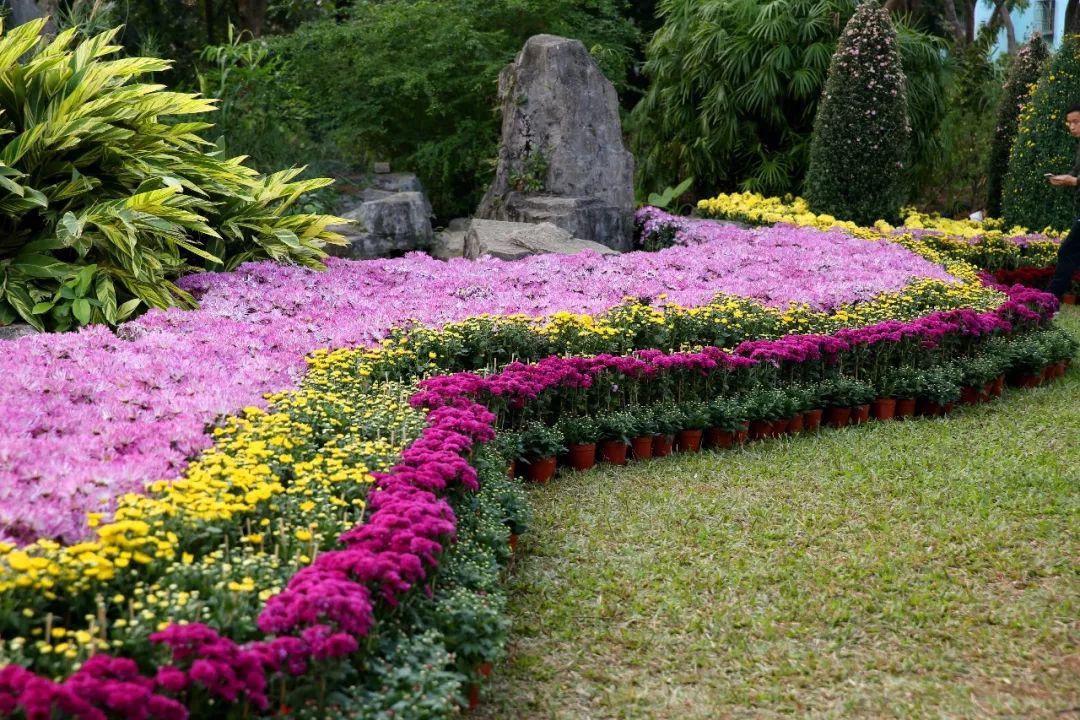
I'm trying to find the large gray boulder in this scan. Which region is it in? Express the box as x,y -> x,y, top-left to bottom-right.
328,179 -> 433,259
476,35 -> 635,252
0,323 -> 38,341
431,218 -> 471,260
463,219 -> 618,261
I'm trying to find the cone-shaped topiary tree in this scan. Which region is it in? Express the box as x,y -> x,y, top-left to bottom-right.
1001,35 -> 1080,233
987,35 -> 1050,218
804,1 -> 910,226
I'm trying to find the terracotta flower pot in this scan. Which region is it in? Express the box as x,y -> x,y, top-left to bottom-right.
704,427 -> 735,449
942,401 -> 955,415
506,460 -> 516,479
851,403 -> 871,425
1058,360 -> 1069,377
896,398 -> 917,418
1063,292 -> 1077,305
992,374 -> 1005,397
770,418 -> 790,437
1008,372 -> 1042,389
803,408 -> 823,432
675,429 -> 703,452
630,435 -> 653,460
567,442 -> 597,471
599,440 -> 628,465
918,400 -> 942,417
871,398 -> 896,420
959,386 -> 981,405
508,533 -> 518,553
749,419 -> 771,440
524,456 -> 556,483
653,434 -> 674,457
825,406 -> 851,428
468,684 -> 480,710
787,413 -> 804,433
478,662 -> 493,678
734,423 -> 749,445
980,381 -> 993,402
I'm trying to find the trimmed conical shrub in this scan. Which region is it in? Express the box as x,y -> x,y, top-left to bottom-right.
987,35 -> 1050,218
1001,35 -> 1080,232
804,1 -> 910,226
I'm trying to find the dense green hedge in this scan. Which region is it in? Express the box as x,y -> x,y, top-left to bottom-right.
630,0 -> 945,202
987,35 -> 1049,219
1001,34 -> 1080,232
204,0 -> 639,220
805,1 -> 910,225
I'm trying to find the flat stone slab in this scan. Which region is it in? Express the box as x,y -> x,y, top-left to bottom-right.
463,219 -> 618,260
0,324 -> 37,341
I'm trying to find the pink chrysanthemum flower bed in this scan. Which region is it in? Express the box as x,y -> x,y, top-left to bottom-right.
0,221 -> 958,544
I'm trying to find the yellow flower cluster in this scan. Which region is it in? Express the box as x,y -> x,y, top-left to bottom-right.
0,362 -> 425,675
696,192 -> 1062,269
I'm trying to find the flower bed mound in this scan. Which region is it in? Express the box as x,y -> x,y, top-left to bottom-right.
183,225 -> 958,320
1,223 -> 961,546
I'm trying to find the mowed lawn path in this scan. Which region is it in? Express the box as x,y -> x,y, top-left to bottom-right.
476,308 -> 1080,720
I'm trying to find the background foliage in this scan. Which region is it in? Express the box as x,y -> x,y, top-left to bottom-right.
987,34 -> 1050,218
630,0 -> 946,202
805,1 -> 910,225
202,0 -> 640,221
0,20 -> 342,331
1001,34 -> 1080,233
910,32 -> 1003,216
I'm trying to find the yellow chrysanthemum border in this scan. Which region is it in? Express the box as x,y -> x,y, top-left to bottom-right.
696,191 -> 1062,269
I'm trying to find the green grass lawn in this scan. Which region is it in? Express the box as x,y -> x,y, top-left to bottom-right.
475,308 -> 1080,720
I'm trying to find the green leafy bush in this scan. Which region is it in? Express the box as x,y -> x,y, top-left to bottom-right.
209,0 -> 639,220
805,1 -> 910,225
987,35 -> 1049,218
631,0 -> 945,200
912,34 -> 1003,217
0,21 -> 344,331
322,629 -> 463,720
1001,34 -> 1080,233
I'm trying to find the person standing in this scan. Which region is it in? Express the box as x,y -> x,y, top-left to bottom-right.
1045,104 -> 1080,299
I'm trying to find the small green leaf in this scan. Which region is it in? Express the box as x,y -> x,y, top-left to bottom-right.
72,297 -> 91,325
13,253 -> 68,279
74,265 -> 97,296
31,302 -> 54,314
116,298 -> 142,320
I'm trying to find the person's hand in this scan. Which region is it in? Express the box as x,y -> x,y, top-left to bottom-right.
1048,174 -> 1078,186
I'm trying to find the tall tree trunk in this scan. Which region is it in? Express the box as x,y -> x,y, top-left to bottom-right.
964,0 -> 977,44
942,0 -> 967,45
1068,0 -> 1080,33
237,0 -> 268,37
996,0 -> 1017,53
203,0 -> 217,46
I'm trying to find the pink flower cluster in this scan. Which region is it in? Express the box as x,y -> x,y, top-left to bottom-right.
1,216 -> 959,544
635,207 -> 958,306
412,350 -> 756,411
733,307 -> 1017,367
414,287 -> 1052,412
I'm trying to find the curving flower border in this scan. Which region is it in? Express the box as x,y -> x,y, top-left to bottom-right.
0,281 -> 1059,719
